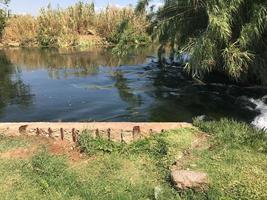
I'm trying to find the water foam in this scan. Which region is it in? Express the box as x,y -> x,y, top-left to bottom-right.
250,95 -> 267,130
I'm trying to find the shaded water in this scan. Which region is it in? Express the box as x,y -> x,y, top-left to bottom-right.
0,48 -> 266,126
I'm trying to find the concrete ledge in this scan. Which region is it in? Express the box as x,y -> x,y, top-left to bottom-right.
0,122 -> 192,143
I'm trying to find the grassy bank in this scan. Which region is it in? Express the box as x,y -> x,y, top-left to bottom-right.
1,2 -> 150,51
0,119 -> 266,199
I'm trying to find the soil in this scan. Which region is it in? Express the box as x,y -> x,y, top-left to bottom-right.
0,135 -> 83,162
0,147 -> 36,159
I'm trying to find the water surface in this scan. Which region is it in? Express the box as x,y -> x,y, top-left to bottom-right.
0,48 -> 266,126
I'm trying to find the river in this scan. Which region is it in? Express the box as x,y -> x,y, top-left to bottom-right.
0,48 -> 266,129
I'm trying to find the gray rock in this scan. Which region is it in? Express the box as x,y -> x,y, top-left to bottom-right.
171,169 -> 209,190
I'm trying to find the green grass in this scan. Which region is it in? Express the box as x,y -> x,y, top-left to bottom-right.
0,121 -> 266,200
188,118 -> 267,200
0,128 -> 195,200
193,118 -> 267,152
186,147 -> 267,200
0,134 -> 31,153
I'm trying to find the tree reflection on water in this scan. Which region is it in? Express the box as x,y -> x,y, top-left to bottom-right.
0,50 -> 33,115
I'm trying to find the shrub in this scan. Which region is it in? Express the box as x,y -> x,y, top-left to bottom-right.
3,15 -> 37,46
110,18 -> 150,55
37,5 -> 66,47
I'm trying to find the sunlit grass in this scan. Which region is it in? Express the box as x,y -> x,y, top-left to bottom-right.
0,134 -> 31,153
0,122 -> 266,199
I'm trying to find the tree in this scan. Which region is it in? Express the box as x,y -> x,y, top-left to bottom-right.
137,0 -> 267,85
0,0 -> 10,38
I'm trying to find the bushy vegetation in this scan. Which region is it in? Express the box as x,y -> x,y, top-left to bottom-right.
3,15 -> 37,46
36,2 -> 96,47
1,1 -> 150,50
138,0 -> 267,85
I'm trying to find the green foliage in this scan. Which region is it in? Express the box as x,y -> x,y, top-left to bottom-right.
193,118 -> 267,152
0,0 -> 9,38
110,19 -> 151,56
78,130 -> 125,155
36,2 -> 95,47
78,128 -> 194,172
78,129 -> 193,161
138,0 -> 267,85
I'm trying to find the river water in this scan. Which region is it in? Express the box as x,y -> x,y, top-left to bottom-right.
0,48 -> 266,128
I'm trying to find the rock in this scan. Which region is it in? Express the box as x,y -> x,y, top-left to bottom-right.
171,169 -> 209,190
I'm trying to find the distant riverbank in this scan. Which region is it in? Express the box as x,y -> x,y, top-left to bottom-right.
0,2 -> 150,52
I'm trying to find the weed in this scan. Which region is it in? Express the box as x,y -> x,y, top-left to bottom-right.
78,130 -> 125,155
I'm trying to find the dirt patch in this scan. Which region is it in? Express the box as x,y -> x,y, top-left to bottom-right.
0,147 -> 36,159
48,140 -> 83,163
0,135 -> 83,162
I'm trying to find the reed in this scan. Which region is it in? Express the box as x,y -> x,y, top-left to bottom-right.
1,1 -> 149,49
3,15 -> 37,46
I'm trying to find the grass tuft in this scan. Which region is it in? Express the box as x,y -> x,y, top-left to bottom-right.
193,118 -> 267,152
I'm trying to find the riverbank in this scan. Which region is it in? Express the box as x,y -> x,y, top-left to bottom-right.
0,34 -> 106,48
0,119 -> 266,199
0,122 -> 192,143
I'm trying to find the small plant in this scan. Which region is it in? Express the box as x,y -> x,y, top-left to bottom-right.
78,130 -> 125,155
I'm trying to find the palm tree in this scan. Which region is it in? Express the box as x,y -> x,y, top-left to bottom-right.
136,0 -> 267,85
